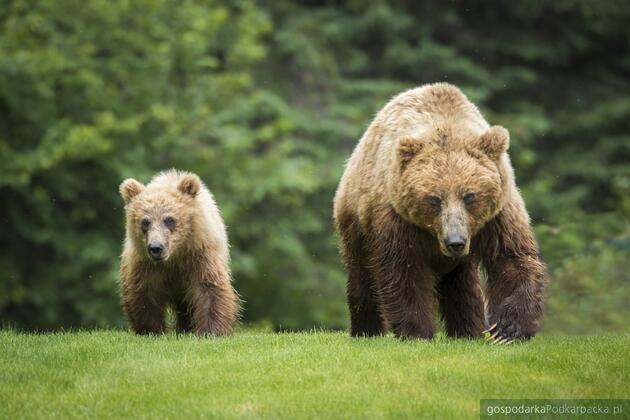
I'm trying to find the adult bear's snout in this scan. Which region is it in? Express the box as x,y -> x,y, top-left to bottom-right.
444,235 -> 467,257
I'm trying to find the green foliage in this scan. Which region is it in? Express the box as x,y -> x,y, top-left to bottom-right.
1,331 -> 628,418
0,1 -> 628,332
545,245 -> 630,334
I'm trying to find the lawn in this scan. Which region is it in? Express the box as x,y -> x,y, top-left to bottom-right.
1,330 -> 628,419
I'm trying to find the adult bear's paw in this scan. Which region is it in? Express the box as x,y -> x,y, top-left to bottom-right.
483,312 -> 534,344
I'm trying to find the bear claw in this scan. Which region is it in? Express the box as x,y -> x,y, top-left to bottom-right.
486,334 -> 512,345
484,322 -> 528,344
483,319 -> 521,344
482,322 -> 497,334
484,312 -> 534,343
487,331 -> 500,341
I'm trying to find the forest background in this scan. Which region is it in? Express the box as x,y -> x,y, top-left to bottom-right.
1,0 -> 628,334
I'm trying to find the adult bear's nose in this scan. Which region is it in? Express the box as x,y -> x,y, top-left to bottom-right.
148,243 -> 164,260
445,235 -> 466,256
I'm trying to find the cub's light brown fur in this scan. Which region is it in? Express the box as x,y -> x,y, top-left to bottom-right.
119,170 -> 239,335
334,83 -> 547,341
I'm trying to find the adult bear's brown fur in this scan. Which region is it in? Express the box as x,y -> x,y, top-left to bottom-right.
119,170 -> 239,336
334,83 -> 547,341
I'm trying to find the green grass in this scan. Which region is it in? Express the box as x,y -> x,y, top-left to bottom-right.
1,331 -> 628,419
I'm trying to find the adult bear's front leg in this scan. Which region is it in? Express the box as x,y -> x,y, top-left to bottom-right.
368,208 -> 436,339
478,197 -> 547,343
336,209 -> 385,337
438,261 -> 485,338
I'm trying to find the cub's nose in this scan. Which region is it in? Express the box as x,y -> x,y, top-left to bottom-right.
148,244 -> 164,260
445,236 -> 466,256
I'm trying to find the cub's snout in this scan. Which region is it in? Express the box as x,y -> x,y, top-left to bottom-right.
147,242 -> 165,260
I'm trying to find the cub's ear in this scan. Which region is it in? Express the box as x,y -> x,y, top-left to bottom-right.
474,126 -> 509,160
177,173 -> 201,197
119,179 -> 145,204
397,138 -> 424,170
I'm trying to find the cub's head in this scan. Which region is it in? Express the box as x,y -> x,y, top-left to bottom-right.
119,174 -> 201,262
391,126 -> 509,257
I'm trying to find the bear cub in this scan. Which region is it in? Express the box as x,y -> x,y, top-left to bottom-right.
334,83 -> 547,343
119,169 -> 239,335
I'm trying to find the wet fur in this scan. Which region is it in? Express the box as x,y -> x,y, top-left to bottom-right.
334,83 -> 547,340
119,170 -> 239,336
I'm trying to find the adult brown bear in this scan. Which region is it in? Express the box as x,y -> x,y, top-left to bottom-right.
334,83 -> 547,343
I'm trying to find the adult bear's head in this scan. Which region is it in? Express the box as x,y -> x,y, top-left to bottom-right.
389,126 -> 510,257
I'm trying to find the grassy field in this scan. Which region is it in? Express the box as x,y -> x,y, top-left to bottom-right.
1,330 -> 628,419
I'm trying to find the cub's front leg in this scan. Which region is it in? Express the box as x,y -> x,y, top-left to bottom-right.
368,209 -> 436,339
187,256 -> 239,336
120,258 -> 168,334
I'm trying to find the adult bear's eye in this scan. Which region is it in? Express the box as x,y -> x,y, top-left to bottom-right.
427,195 -> 442,209
164,216 -> 176,231
140,218 -> 151,232
463,192 -> 476,205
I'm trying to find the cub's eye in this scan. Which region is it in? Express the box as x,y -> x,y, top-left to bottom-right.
164,216 -> 176,230
427,195 -> 442,209
463,192 -> 476,205
140,218 -> 150,231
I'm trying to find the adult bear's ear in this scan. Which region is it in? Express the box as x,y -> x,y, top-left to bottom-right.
177,173 -> 201,197
397,138 -> 424,170
474,126 -> 509,160
119,179 -> 144,204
